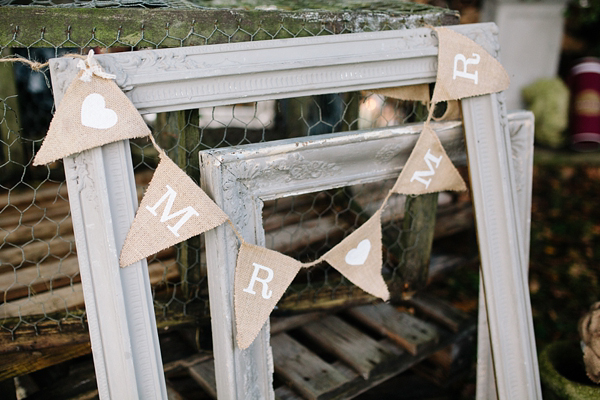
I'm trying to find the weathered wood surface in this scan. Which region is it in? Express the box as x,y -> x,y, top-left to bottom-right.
188,359 -> 218,399
1,299 -> 474,398
269,301 -> 472,399
346,303 -> 438,356
0,341 -> 91,381
300,315 -> 396,379
397,193 -> 438,298
404,292 -> 470,333
0,257 -> 178,319
275,386 -> 305,400
172,109 -> 204,300
0,6 -> 458,49
271,333 -> 352,400
270,312 -> 325,336
0,49 -> 25,181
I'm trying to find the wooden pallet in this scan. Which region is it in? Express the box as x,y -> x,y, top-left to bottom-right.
1,293 -> 474,399
167,295 -> 475,400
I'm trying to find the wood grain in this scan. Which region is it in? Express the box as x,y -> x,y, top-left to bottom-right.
271,333 -> 351,400
301,315 -> 397,379
347,303 -> 439,355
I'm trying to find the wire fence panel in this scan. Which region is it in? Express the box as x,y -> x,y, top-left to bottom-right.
0,2 -> 458,340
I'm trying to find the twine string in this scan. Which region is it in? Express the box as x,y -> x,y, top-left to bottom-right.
0,52 -> 87,71
77,49 -> 116,82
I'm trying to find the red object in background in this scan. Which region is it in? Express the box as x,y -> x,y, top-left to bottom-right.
569,58 -> 600,152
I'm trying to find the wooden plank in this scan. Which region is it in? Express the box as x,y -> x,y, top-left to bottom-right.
397,193 -> 439,298
270,312 -> 325,336
275,385 -> 305,400
163,353 -> 213,374
347,303 -> 439,355
0,341 -> 91,381
0,235 -> 75,273
0,281 -> 84,319
0,49 -> 25,183
265,214 -> 344,256
404,292 -> 470,333
0,258 -> 179,317
0,256 -> 80,302
0,316 -> 88,354
0,7 -> 458,50
276,284 -> 378,314
11,350 -> 98,400
0,183 -> 68,209
271,333 -> 351,400
0,201 -> 71,228
172,109 -> 204,300
0,217 -> 73,246
301,315 -> 397,379
188,359 -> 217,399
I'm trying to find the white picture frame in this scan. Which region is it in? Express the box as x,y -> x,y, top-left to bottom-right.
48,22 -> 540,399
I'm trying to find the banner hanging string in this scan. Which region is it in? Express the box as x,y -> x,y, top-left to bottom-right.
0,53 -> 87,71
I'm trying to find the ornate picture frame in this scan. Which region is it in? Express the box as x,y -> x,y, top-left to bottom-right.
48,22 -> 540,399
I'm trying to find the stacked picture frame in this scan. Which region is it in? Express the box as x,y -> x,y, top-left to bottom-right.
48,22 -> 541,399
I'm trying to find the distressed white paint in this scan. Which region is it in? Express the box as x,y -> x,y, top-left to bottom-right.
50,63 -> 167,400
474,110 -> 536,400
49,23 -> 541,400
200,111 -> 537,400
463,95 -> 541,399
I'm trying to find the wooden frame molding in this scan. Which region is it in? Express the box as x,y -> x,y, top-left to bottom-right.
49,23 -> 541,399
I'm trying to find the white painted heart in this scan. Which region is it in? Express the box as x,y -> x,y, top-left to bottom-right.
345,239 -> 371,266
81,93 -> 118,129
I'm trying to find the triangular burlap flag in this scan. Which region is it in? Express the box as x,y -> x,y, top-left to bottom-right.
120,152 -> 228,267
371,84 -> 430,103
33,72 -> 150,165
431,27 -> 510,103
322,211 -> 389,300
235,242 -> 303,349
392,125 -> 467,195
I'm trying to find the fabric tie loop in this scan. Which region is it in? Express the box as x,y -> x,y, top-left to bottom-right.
77,50 -> 116,82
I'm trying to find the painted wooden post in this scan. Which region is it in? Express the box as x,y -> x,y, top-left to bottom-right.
49,60 -> 167,400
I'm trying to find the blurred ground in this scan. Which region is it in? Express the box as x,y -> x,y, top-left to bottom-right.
529,164 -> 600,349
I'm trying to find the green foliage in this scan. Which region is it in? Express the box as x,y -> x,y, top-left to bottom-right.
523,78 -> 570,149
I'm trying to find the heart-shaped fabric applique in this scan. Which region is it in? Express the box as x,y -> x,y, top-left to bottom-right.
345,239 -> 371,266
81,93 -> 118,129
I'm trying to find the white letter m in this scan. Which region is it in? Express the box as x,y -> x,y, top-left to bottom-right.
410,149 -> 443,189
146,185 -> 199,237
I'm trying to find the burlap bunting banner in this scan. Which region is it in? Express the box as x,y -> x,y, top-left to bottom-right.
119,152 -> 228,267
431,27 -> 510,103
235,242 -> 303,349
33,60 -> 150,165
37,28 -> 513,350
322,211 -> 389,300
391,124 -> 467,195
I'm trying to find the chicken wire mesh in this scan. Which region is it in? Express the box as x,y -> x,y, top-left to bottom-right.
0,2 -> 459,338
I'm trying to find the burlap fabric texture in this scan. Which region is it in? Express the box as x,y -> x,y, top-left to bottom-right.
235,242 -> 303,349
392,125 -> 467,195
371,84 -> 430,103
322,210 -> 389,300
34,72 -> 151,165
431,27 -> 510,103
120,152 -> 228,267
